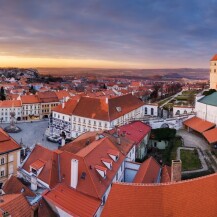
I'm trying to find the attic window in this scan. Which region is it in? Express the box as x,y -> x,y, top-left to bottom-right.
116,107 -> 122,112
95,165 -> 107,179
107,150 -> 119,162
101,158 -> 113,170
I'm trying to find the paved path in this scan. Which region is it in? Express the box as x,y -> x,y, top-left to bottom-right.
177,129 -> 209,151
159,91 -> 183,108
177,129 -> 217,172
1,120 -> 59,150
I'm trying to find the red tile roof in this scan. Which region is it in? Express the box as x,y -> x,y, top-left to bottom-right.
2,175 -> 35,197
37,91 -> 59,103
43,184 -> 101,217
210,54 -> 217,61
133,157 -> 161,183
103,131 -> 135,156
203,128 -> 217,144
38,198 -> 58,217
161,165 -> 171,183
60,137 -> 125,199
102,173 -> 217,217
53,94 -> 144,121
0,194 -> 32,217
55,90 -> 71,101
30,159 -> 46,170
22,145 -> 59,188
0,100 -> 21,107
52,98 -> 79,116
113,121 -> 151,145
0,128 -> 21,153
183,116 -> 216,133
21,95 -> 40,104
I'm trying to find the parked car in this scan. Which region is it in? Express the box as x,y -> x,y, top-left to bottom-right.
47,135 -> 61,143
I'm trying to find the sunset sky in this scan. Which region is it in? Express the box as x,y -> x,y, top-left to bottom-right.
0,0 -> 217,69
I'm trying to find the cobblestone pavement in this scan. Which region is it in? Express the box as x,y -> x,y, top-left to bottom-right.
1,120 -> 59,150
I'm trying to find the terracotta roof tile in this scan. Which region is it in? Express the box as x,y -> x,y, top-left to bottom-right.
2,175 -> 35,197
183,116 -> 216,133
52,98 -> 79,116
0,128 -> 21,153
203,128 -> 217,144
102,173 -> 217,217
0,100 -> 21,107
30,159 -> 46,170
55,90 -> 70,100
133,157 -> 161,183
43,184 -> 100,217
22,145 -> 59,188
21,95 -> 40,104
60,137 -> 125,199
210,54 -> 217,61
60,131 -> 99,153
161,165 -> 171,183
38,198 -> 58,217
115,121 -> 151,145
37,91 -> 59,103
0,194 -> 32,217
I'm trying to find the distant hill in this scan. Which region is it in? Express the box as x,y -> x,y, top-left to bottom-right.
37,67 -> 209,80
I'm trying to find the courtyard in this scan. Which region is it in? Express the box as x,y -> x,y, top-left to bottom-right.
1,120 -> 59,150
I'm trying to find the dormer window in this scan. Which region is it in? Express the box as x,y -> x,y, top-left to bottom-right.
107,150 -> 119,162
95,165 -> 107,179
30,159 -> 46,176
116,107 -> 122,112
101,158 -> 113,170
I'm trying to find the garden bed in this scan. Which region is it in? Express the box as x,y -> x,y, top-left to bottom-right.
180,149 -> 202,171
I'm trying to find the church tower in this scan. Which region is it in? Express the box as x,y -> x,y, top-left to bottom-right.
210,54 -> 217,89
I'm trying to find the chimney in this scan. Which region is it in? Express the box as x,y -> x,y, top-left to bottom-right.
61,138 -> 65,146
95,133 -> 100,141
105,97 -> 108,104
62,102 -> 65,109
171,160 -> 182,182
117,136 -> 121,145
31,174 -> 37,191
71,159 -> 78,189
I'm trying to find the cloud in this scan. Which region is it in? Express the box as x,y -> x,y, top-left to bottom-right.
0,0 -> 216,68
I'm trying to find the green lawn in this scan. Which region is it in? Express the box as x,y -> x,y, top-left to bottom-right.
180,149 -> 202,171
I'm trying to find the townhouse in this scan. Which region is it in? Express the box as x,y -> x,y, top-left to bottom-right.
0,100 -> 22,122
37,91 -> 60,118
0,129 -> 21,185
20,95 -> 41,121
50,94 -> 146,139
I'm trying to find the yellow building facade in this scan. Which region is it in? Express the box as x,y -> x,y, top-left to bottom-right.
210,54 -> 217,89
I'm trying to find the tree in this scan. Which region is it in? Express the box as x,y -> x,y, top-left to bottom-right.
0,87 -> 6,100
29,85 -> 36,94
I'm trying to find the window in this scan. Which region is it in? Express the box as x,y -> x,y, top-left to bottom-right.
1,158 -> 5,165
151,108 -> 154,116
145,107 -> 147,114
0,170 -> 4,177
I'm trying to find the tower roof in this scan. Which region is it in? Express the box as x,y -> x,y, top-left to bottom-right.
210,54 -> 217,61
